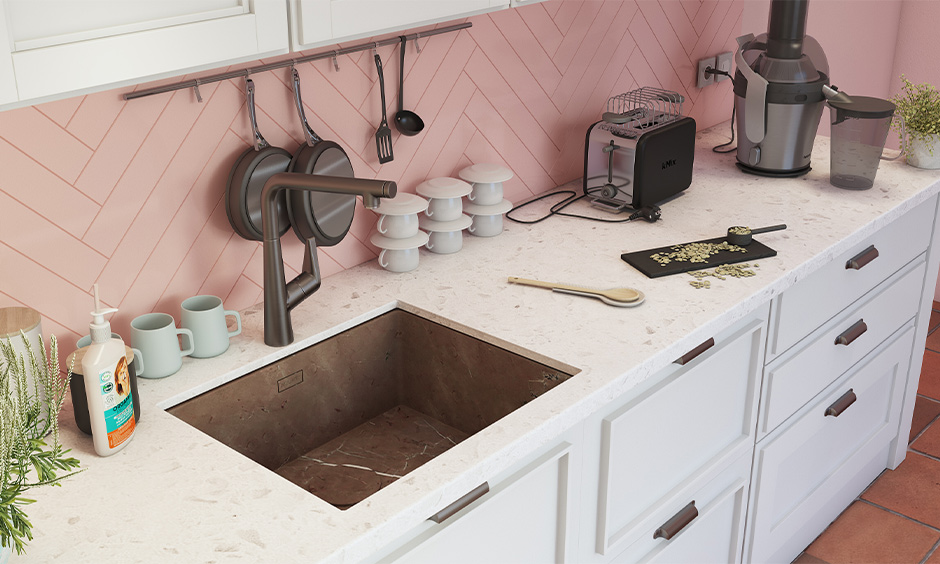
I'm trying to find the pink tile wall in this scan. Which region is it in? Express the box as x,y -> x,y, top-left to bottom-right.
0,0 -> 742,349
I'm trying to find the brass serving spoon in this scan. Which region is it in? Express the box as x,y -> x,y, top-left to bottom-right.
508,277 -> 645,307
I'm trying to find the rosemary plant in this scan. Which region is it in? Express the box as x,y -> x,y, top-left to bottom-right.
0,334 -> 81,555
892,75 -> 940,154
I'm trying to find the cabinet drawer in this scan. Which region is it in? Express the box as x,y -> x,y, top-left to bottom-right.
760,258 -> 925,437
611,451 -> 751,564
375,426 -> 581,563
593,313 -> 765,556
746,324 -> 914,563
768,199 -> 933,358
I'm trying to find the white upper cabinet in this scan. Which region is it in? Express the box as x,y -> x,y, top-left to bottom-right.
0,0 -> 288,108
290,0 -> 507,51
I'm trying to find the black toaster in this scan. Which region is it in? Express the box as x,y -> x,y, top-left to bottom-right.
583,114 -> 696,210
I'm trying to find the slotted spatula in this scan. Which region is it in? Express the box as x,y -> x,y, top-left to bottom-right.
373,53 -> 394,163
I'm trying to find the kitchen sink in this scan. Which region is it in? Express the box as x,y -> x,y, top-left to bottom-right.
168,309 -> 576,509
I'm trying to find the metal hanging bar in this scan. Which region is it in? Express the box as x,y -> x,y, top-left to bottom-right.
123,22 -> 471,101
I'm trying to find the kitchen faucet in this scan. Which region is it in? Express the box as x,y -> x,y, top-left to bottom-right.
260,172 -> 397,346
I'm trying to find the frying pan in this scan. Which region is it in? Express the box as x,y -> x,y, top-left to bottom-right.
225,78 -> 292,241
285,67 -> 356,247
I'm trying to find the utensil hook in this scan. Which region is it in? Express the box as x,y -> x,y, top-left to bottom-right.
290,65 -> 322,147
330,50 -> 340,72
414,34 -> 422,53
245,77 -> 269,152
193,78 -> 203,103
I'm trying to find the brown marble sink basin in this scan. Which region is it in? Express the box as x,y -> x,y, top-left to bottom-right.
168,309 -> 575,509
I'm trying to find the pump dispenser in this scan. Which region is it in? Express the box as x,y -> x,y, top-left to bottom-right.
81,285 -> 136,456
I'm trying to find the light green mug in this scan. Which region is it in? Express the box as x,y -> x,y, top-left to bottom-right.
180,295 -> 241,359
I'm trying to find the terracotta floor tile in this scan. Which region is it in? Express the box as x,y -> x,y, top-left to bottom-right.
862,452 -> 940,528
911,396 -> 940,443
931,310 -> 940,333
913,415 -> 940,457
928,330 -> 940,353
920,351 -> 940,401
804,501 -> 937,563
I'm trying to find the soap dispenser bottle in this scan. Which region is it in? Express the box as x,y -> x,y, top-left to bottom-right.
81,284 -> 136,456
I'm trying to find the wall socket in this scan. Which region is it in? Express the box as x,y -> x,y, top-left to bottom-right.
697,52 -> 734,88
697,57 -> 715,88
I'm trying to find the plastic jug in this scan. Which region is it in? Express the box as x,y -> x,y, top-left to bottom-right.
827,95 -> 896,190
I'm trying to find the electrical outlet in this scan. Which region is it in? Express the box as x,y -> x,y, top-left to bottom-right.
715,52 -> 733,83
697,57 -> 716,88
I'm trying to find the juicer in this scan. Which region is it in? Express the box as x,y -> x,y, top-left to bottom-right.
734,0 -> 830,176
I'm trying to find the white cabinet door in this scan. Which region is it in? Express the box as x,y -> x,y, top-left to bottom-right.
377,426 -> 582,563
1,0 -> 287,106
290,0 -> 507,50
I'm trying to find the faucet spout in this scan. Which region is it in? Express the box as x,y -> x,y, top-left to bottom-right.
260,172 -> 397,346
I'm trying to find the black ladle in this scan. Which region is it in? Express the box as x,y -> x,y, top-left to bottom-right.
727,224 -> 787,246
395,36 -> 425,136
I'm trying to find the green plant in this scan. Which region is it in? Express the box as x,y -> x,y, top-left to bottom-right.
892,75 -> 940,153
0,334 -> 81,555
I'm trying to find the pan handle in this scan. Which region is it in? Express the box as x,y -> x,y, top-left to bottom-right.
291,66 -> 322,147
245,78 -> 270,152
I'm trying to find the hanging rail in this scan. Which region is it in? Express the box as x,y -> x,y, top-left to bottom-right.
123,22 -> 471,101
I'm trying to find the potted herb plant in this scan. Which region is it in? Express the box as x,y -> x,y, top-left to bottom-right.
892,75 -> 940,169
0,334 -> 81,558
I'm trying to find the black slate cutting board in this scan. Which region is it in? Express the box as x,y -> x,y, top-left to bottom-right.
621,236 -> 777,278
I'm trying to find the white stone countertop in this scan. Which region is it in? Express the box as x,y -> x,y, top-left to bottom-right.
24,124 -> 940,562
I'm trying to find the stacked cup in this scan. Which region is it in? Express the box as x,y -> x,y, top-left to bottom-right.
416,177 -> 473,254
458,163 -> 514,237
369,192 -> 429,272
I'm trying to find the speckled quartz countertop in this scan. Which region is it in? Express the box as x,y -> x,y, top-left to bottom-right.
25,124 -> 940,563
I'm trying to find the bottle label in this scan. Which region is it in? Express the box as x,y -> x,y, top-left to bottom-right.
98,355 -> 135,449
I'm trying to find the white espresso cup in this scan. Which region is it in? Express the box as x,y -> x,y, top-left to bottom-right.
181,296 -> 242,359
130,313 -> 194,379
468,214 -> 504,237
425,197 -> 463,222
426,230 -> 464,254
377,213 -> 420,239
467,182 -> 504,206
378,248 -> 420,272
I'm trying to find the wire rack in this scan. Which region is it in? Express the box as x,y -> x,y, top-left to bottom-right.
600,87 -> 684,137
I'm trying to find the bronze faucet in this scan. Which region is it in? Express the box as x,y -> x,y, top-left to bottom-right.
260,172 -> 396,346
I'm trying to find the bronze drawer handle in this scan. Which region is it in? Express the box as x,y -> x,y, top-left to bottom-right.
653,501 -> 698,540
429,482 -> 489,523
834,319 -> 867,346
674,338 -> 715,365
825,389 -> 857,417
846,245 -> 879,270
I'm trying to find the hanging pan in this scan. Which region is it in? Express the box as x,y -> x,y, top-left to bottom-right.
286,66 -> 356,247
225,78 -> 293,241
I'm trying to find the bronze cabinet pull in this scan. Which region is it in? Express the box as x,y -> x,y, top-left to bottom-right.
834,319 -> 867,346
846,245 -> 879,270
825,389 -> 857,417
429,482 -> 489,523
653,501 -> 698,540
674,338 -> 715,365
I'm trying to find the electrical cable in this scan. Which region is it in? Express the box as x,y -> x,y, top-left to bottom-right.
506,188 -> 661,225
704,66 -> 737,154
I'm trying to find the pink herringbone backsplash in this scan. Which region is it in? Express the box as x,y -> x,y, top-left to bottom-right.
1,0 -> 741,348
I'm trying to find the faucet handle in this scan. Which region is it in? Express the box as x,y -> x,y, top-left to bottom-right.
285,237 -> 322,312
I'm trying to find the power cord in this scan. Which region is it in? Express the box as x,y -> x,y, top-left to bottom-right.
506,188 -> 661,225
704,66 -> 737,154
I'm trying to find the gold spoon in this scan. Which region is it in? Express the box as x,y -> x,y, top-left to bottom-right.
508,277 -> 645,307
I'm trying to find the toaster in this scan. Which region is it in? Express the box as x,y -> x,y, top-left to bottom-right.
583,88 -> 696,210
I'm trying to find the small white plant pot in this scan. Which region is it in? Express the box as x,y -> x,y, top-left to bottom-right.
907,134 -> 940,169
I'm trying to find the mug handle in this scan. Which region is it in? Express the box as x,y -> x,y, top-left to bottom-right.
225,310 -> 242,338
177,328 -> 195,357
379,249 -> 389,268
426,240 -> 434,250
377,215 -> 389,234
468,216 -> 477,233
467,189 -> 477,201
131,348 -> 144,376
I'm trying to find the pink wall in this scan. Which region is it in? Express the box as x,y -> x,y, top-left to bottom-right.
0,0 -> 746,350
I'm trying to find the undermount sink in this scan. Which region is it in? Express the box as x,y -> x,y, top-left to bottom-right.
168,309 -> 576,509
